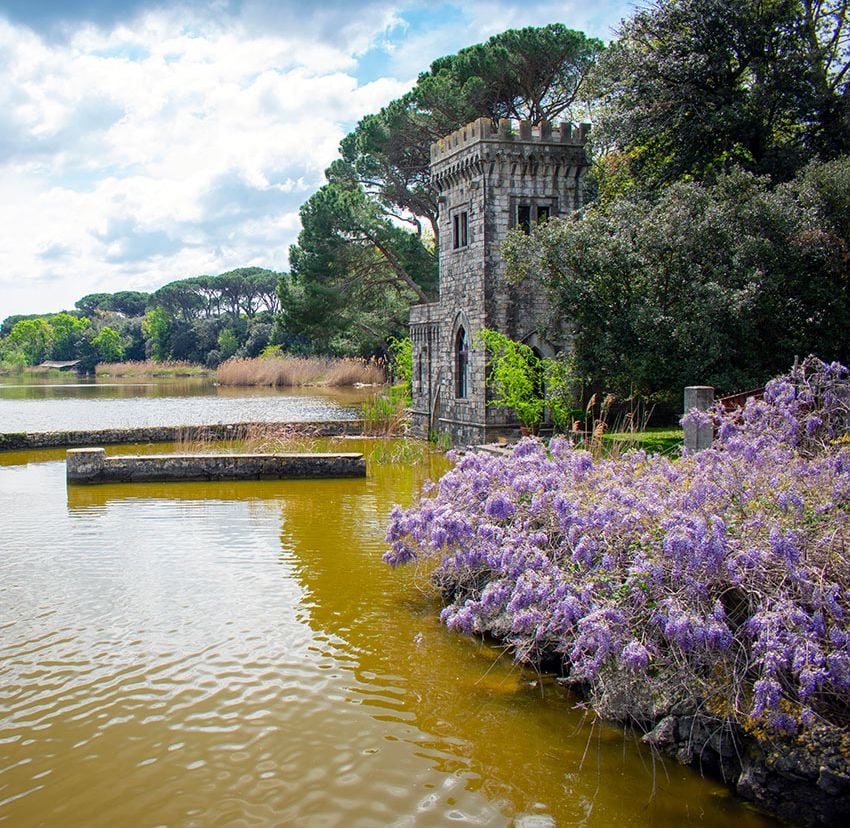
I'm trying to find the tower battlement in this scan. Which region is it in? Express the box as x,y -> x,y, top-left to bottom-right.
430,116 -> 590,164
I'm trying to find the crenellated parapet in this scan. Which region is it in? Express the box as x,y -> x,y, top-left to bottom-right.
430,117 -> 591,191
431,116 -> 590,164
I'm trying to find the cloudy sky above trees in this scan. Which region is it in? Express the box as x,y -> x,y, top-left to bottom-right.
0,0 -> 633,317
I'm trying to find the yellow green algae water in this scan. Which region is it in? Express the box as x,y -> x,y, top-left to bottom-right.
0,440 -> 776,826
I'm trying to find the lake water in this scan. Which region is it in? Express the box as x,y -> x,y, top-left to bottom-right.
0,376 -> 366,433
0,379 -> 776,826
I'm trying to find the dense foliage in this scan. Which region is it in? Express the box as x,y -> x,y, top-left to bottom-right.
504,158 -> 850,400
591,0 -> 850,189
386,357 -> 850,740
495,0 -> 848,403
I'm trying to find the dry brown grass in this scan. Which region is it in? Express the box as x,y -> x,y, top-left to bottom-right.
323,357 -> 385,386
216,356 -> 385,387
174,422 -> 322,453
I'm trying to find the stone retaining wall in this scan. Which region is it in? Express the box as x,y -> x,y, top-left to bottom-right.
66,447 -> 366,484
0,420 -> 364,452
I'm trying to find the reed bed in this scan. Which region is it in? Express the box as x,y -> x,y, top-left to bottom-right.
361,387 -> 410,436
174,422 -> 322,453
96,360 -> 209,377
216,356 -> 385,387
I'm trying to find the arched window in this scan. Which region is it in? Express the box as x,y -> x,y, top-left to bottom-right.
455,327 -> 469,399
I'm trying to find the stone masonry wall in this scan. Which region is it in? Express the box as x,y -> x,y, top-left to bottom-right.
0,420 -> 364,452
411,117 -> 589,444
66,448 -> 366,484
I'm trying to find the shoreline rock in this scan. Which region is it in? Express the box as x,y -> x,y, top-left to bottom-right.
643,714 -> 850,826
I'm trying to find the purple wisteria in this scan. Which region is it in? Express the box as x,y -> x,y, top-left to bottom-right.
386,356 -> 850,736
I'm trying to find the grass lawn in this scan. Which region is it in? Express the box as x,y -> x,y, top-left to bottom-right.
603,427 -> 683,455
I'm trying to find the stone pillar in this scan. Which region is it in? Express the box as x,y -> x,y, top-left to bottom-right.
66,448 -> 106,483
683,386 -> 714,452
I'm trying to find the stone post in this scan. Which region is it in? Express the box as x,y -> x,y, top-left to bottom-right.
683,386 -> 714,452
66,447 -> 106,483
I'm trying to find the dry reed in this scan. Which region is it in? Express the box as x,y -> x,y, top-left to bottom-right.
174,422 -> 321,453
216,356 -> 385,387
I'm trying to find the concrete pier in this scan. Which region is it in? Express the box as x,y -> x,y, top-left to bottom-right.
67,448 -> 366,484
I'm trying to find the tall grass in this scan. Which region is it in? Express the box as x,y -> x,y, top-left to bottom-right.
216,356 -> 385,387
565,393 -> 682,458
361,386 -> 409,436
174,422 -> 321,453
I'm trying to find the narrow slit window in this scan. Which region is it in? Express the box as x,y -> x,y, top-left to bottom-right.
517,204 -> 531,234
453,211 -> 468,249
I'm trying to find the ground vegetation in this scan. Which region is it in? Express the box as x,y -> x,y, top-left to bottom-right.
503,158 -> 850,401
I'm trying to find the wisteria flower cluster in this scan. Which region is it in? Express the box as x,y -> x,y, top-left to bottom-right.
385,357 -> 850,737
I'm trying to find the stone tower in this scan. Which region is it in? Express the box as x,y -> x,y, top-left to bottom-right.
409,116 -> 590,445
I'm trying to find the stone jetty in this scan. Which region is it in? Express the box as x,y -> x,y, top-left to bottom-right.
66,447 -> 366,484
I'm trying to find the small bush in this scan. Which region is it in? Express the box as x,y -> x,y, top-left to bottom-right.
387,336 -> 413,401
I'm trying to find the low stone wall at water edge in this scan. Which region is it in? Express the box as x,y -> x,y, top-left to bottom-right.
0,420 -> 364,452
66,447 -> 366,484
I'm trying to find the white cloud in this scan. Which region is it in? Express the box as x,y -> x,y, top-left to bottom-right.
0,1 -> 632,319
0,8 -> 413,316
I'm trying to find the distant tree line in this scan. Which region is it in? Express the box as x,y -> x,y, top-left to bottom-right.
0,268 -> 288,370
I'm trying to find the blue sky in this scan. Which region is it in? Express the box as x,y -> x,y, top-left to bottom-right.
0,1 -> 635,318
